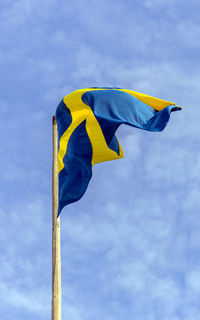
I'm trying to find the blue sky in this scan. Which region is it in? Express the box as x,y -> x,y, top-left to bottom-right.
0,0 -> 200,319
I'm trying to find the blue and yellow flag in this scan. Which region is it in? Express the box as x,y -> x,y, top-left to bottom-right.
56,87 -> 181,215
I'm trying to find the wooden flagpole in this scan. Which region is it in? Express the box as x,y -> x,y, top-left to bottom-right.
52,115 -> 61,320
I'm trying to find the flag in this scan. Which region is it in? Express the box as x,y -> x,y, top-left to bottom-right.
56,87 -> 181,215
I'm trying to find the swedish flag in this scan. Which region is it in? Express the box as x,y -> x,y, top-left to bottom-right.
56,87 -> 181,215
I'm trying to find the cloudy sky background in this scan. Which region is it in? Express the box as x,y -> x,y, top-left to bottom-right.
0,0 -> 200,319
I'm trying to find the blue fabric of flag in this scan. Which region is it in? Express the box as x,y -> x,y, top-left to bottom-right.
56,88 -> 181,215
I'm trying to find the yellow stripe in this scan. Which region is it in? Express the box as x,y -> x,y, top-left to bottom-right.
119,89 -> 176,111
58,87 -> 178,174
58,88 -> 123,174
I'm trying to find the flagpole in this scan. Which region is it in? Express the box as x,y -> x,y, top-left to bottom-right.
52,115 -> 61,320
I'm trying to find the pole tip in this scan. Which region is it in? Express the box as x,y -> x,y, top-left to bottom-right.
53,115 -> 56,124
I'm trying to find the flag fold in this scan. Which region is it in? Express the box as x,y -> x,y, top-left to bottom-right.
56,87 -> 181,215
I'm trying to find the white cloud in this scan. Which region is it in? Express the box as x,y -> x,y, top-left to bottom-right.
177,20 -> 200,48
186,270 -> 200,292
0,280 -> 49,315
0,0 -> 56,26
143,0 -> 175,8
117,260 -> 150,291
